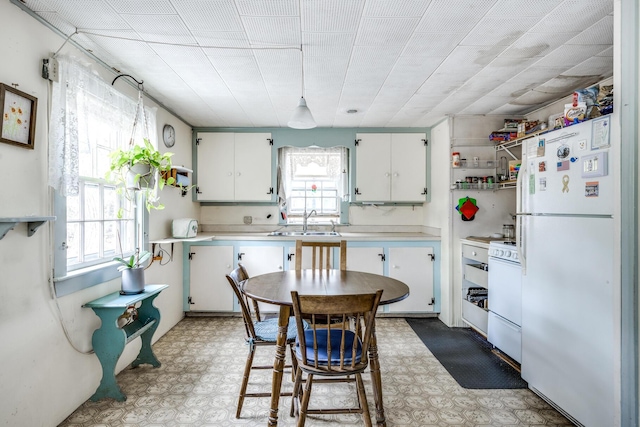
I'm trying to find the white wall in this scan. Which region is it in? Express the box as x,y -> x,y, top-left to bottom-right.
449,115 -> 518,327
0,2 -> 197,425
424,119 -> 452,324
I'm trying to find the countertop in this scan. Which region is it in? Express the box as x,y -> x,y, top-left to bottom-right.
155,231 -> 440,242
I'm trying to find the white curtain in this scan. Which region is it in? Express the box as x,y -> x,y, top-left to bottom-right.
48,55 -> 157,196
277,146 -> 348,205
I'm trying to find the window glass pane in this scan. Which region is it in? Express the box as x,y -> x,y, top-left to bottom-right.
104,186 -> 119,220
104,221 -> 118,257
121,220 -> 136,253
67,193 -> 80,221
84,182 -> 101,220
66,223 -> 79,265
84,221 -> 101,261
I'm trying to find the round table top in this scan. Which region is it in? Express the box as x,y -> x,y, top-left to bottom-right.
243,269 -> 410,307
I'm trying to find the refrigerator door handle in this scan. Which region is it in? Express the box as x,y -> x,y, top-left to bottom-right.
516,164 -> 526,274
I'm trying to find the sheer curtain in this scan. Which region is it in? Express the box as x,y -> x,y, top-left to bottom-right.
48,55 -> 157,196
277,146 -> 348,217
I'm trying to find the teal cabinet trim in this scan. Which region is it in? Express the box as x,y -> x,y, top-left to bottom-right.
83,284 -> 168,401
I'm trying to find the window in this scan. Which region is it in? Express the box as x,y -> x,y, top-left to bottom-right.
49,56 -> 156,295
65,132 -> 135,271
278,146 -> 348,223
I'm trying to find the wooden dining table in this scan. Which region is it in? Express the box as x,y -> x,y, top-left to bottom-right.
242,269 -> 410,427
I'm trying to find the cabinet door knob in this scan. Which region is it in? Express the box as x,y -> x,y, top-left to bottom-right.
237,172 -> 241,176
393,172 -> 399,177
392,265 -> 398,269
385,172 -> 390,177
472,251 -> 477,256
227,172 -> 232,176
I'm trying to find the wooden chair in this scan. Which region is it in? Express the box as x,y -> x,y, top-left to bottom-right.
295,240 -> 347,270
225,265 -> 299,418
289,289 -> 384,427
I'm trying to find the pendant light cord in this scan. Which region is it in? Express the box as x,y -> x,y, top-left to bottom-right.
300,44 -> 305,99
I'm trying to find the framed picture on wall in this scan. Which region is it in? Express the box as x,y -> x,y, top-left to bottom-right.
0,83 -> 37,149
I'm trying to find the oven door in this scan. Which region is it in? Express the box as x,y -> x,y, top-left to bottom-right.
487,256 -> 522,326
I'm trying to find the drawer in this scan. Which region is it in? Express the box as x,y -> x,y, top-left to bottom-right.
464,264 -> 488,287
462,244 -> 488,264
462,299 -> 488,335
488,312 -> 521,363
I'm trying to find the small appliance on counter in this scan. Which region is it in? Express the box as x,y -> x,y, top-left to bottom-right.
172,218 -> 198,238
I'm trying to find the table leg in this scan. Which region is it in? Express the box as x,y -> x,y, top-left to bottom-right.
132,294 -> 161,368
268,305 -> 291,427
368,324 -> 386,426
90,308 -> 127,402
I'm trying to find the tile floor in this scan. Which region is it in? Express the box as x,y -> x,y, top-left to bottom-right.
59,317 -> 573,427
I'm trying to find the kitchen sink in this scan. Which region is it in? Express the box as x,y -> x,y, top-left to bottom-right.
267,231 -> 341,237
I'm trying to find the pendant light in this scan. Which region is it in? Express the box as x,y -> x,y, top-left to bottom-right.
288,45 -> 316,129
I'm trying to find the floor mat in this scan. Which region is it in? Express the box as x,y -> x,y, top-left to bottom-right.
405,317 -> 528,389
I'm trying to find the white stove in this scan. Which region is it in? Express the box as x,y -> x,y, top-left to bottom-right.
488,241 -> 519,263
488,240 -> 522,363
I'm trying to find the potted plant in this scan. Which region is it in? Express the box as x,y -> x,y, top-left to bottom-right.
106,138 -> 175,215
114,248 -> 152,295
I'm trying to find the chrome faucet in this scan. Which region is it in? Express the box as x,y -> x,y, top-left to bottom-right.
302,209 -> 317,233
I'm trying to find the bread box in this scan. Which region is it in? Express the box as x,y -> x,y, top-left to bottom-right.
172,218 -> 198,238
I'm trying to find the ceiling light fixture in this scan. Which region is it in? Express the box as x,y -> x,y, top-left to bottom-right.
288,44 -> 316,129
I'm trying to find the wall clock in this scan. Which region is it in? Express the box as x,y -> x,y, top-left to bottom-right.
162,124 -> 175,148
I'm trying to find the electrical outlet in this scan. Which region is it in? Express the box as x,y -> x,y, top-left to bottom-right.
243,216 -> 252,225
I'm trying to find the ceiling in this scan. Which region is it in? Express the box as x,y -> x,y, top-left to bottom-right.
19,0 -> 613,128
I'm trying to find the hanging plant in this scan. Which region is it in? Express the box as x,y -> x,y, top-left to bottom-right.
106,138 -> 175,216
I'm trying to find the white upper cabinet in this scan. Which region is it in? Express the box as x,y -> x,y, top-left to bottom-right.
196,132 -> 273,202
355,133 -> 427,202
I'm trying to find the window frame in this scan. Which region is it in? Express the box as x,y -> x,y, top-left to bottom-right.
277,145 -> 349,225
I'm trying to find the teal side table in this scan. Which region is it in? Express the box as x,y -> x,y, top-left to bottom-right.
83,284 -> 168,401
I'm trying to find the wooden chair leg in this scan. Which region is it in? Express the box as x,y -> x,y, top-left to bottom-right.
356,373 -> 372,427
297,373 -> 314,427
290,366 -> 303,417
236,344 -> 256,418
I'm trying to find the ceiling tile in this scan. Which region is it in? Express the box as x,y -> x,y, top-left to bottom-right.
236,0 -> 298,16
172,0 -> 243,32
302,0 -> 364,32
356,17 -> 420,46
303,32 -> 355,57
533,44 -> 611,68
486,0 -> 563,17
363,0 -> 432,17
528,0 -> 613,33
460,17 -> 541,46
500,31 -> 579,58
105,0 -> 176,14
415,0 -> 498,33
403,32 -> 465,57
242,16 -> 300,45
565,15 -> 614,45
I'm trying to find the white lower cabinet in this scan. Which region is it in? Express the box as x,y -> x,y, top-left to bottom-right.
387,247 -> 435,313
186,240 -> 440,315
238,245 -> 284,314
189,245 -> 234,311
346,247 -> 384,275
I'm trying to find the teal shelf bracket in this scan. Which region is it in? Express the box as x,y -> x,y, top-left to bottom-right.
0,216 -> 56,240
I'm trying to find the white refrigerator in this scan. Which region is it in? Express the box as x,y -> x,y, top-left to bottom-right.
516,118 -> 616,427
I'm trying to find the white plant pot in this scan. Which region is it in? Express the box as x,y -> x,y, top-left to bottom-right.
125,163 -> 156,190
121,266 -> 145,295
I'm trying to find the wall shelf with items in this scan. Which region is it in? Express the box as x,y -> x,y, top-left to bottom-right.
0,216 -> 56,240
451,182 -> 498,191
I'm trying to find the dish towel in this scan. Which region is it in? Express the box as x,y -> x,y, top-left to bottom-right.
276,165 -> 287,219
